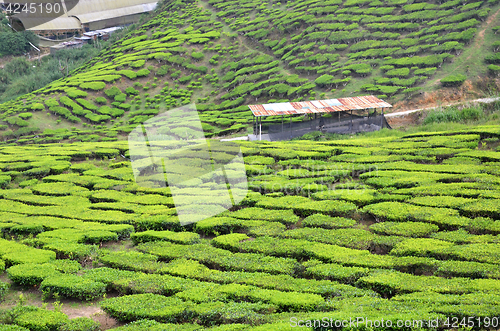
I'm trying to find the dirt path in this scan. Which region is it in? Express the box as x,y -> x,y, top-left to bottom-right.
465,6 -> 500,62
0,52 -> 50,69
386,96 -> 500,118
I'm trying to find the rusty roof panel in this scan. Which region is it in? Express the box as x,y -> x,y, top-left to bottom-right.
249,96 -> 391,117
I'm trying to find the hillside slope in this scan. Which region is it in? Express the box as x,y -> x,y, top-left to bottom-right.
0,0 -> 499,143
0,125 -> 499,329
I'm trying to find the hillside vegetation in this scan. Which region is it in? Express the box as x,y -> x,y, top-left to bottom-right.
0,125 -> 499,329
0,0 -> 498,142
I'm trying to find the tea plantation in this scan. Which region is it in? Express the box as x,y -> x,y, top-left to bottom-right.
0,0 -> 499,141
0,125 -> 498,330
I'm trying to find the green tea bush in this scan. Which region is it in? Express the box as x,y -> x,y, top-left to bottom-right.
0,325 -> 29,330
31,103 -> 45,111
40,274 -> 106,301
138,241 -> 300,275
131,230 -> 200,245
105,86 -> 122,98
0,281 -> 9,302
15,308 -> 69,331
229,207 -> 299,225
130,60 -> 146,68
31,182 -> 90,196
59,317 -> 100,331
66,89 -> 88,99
306,263 -> 370,283
3,249 -> 56,265
79,82 -> 106,91
7,263 -> 61,286
301,214 -> 357,229
369,222 -> 439,237
441,74 -> 467,87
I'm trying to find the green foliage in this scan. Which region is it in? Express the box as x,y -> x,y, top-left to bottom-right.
441,74 -> 467,87
66,89 -> 88,99
0,31 -> 38,56
131,230 -> 200,245
105,86 -> 122,98
370,222 -> 439,237
130,60 -> 146,68
302,214 -> 357,229
423,105 -> 483,124
40,274 -> 106,301
59,317 -> 100,331
14,308 -> 68,331
0,280 -> 9,302
7,263 -> 61,286
79,82 -> 106,91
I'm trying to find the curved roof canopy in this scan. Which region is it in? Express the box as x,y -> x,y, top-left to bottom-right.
11,16 -> 81,30
9,0 -> 157,31
73,3 -> 158,24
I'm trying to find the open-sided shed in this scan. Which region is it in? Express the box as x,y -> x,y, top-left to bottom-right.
248,96 -> 392,141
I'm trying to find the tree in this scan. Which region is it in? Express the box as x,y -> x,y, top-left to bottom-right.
0,32 -> 31,56
3,57 -> 31,78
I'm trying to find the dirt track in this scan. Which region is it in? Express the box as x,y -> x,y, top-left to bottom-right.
385,96 -> 500,128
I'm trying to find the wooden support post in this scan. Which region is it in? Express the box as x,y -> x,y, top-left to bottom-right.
290,115 -> 292,139
350,110 -> 353,133
259,117 -> 262,141
282,115 -> 284,134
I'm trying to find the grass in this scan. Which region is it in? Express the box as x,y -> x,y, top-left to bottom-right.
427,4 -> 500,89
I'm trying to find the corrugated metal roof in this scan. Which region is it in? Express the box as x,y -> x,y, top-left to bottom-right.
74,3 -> 157,23
12,16 -> 82,30
10,0 -> 157,30
67,0 -> 156,14
249,96 -> 392,117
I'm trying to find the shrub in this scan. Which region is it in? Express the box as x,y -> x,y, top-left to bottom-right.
314,74 -> 335,87
15,308 -> 69,331
105,86 -> 122,98
280,227 -> 376,250
31,103 -> 45,111
294,200 -> 357,217
370,222 -> 439,237
95,97 -> 107,104
130,60 -> 146,68
118,70 -> 138,80
76,98 -> 98,110
136,69 -> 150,77
485,52 -> 500,64
40,274 -> 106,301
79,82 -> 106,91
125,87 -> 140,95
31,182 -> 90,196
385,67 -> 410,77
302,214 -> 357,229
441,74 -> 466,87
306,263 -> 370,283
59,317 -> 100,331
228,207 -> 299,225
18,112 -> 32,120
131,230 -> 200,245
66,89 -> 88,99
7,263 -> 61,286
3,249 -> 56,265
488,64 -> 500,76
0,325 -> 28,330
0,281 -> 9,302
